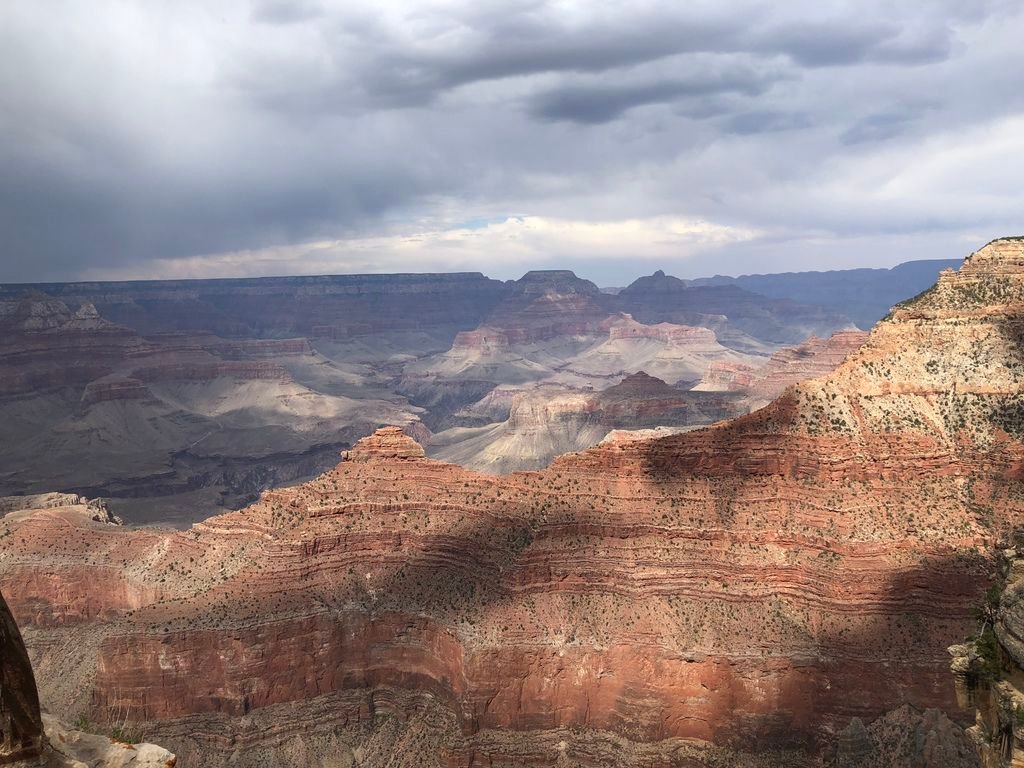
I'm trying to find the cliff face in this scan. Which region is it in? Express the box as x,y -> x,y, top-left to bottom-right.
3,239 -> 1024,765
0,589 -> 42,762
951,534 -> 1024,768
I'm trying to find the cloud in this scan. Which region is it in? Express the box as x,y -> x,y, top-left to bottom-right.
1,0 -> 1023,283
251,0 -> 325,25
526,58 -> 781,124
840,111 -> 919,145
720,110 -> 812,135
80,215 -> 760,281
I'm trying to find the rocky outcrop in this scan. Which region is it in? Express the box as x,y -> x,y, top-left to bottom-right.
36,716 -> 176,768
824,705 -> 979,768
0,494 -> 122,525
949,529 -> 1024,768
342,427 -> 426,462
0,589 -> 42,762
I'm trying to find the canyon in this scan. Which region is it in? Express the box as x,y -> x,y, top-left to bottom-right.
0,265 -> 884,524
1,239 -> 1022,766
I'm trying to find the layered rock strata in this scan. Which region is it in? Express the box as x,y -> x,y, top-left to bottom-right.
0,295 -> 420,523
696,330 -> 870,407
5,240 -> 1024,765
429,372 -> 743,473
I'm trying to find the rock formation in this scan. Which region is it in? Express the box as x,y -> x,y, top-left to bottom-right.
0,494 -> 122,525
2,239 -> 1024,765
36,715 -> 177,768
342,426 -> 427,462
823,705 -> 979,768
0,273 -> 511,340
615,272 -> 855,346
950,535 -> 1024,767
0,589 -> 42,762
0,294 -> 421,525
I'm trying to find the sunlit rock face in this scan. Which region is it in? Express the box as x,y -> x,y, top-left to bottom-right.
5,240 -> 1024,765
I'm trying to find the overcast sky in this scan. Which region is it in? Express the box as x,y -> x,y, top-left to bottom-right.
2,1 -> 1023,284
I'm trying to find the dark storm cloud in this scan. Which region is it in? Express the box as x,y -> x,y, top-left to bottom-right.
239,6 -> 740,113
527,63 -> 778,124
1,0 -> 1023,282
237,8 -> 959,116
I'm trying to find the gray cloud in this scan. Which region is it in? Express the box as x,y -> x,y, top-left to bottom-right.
1,0 -> 1023,283
720,110 -> 813,135
840,111 -> 917,145
527,60 -> 779,124
251,0 -> 325,25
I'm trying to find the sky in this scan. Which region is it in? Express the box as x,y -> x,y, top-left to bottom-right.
2,0 -> 1023,285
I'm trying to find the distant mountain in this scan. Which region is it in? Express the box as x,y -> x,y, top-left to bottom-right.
689,259 -> 962,329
